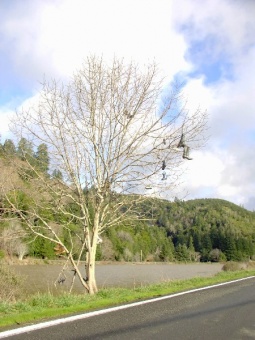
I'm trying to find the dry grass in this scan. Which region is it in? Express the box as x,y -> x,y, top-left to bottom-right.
222,261 -> 255,271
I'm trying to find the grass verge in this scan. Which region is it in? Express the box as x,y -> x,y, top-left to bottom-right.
1,269 -> 255,330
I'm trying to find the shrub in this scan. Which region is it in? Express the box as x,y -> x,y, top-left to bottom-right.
0,262 -> 24,302
222,261 -> 243,271
209,248 -> 226,262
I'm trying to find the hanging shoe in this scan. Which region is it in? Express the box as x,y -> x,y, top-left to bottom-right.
177,133 -> 186,148
162,160 -> 166,170
124,110 -> 134,118
183,146 -> 192,160
162,171 -> 167,180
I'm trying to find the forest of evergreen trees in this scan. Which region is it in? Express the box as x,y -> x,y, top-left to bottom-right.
153,198 -> 255,262
0,137 -> 255,263
0,138 -> 50,173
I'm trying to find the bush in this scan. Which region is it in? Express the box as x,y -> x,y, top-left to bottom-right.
222,261 -> 244,271
246,261 -> 255,269
0,262 -> 24,302
209,248 -> 226,262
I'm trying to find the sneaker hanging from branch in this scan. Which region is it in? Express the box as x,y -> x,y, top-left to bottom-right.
177,133 -> 186,148
162,160 -> 166,170
183,146 -> 192,160
162,171 -> 167,180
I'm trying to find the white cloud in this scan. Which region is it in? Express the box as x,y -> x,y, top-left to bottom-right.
181,76 -> 214,113
0,0 -> 191,137
172,0 -> 255,60
0,0 -> 191,81
0,108 -> 13,141
169,0 -> 255,209
186,150 -> 224,189
1,0 -> 255,209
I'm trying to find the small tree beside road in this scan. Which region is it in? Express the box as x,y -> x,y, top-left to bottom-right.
3,56 -> 208,294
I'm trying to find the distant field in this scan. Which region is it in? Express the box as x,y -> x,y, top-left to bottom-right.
11,262 -> 223,294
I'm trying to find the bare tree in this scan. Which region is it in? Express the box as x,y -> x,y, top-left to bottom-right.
0,221 -> 28,259
16,242 -> 29,260
4,56 -> 207,294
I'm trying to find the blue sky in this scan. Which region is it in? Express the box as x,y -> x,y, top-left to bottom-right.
0,0 -> 255,210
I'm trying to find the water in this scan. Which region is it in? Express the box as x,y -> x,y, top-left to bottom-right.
11,262 -> 223,295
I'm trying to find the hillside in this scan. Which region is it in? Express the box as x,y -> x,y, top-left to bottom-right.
151,198 -> 255,261
102,197 -> 255,262
0,150 -> 255,263
154,198 -> 255,234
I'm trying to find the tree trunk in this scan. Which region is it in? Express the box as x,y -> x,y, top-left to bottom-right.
86,245 -> 98,294
84,209 -> 101,294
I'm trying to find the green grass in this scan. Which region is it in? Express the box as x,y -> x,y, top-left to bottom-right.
1,269 -> 255,330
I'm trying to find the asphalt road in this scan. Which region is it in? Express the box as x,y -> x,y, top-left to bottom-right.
2,277 -> 255,340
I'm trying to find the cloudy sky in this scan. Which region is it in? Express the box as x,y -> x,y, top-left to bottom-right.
0,0 -> 255,210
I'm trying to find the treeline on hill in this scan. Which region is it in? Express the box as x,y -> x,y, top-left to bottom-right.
0,138 -> 61,178
153,198 -> 255,262
0,138 -> 255,263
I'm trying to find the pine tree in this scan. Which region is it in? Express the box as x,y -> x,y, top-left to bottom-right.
225,234 -> 238,261
17,138 -> 34,162
3,139 -> 16,156
52,169 -> 63,180
35,143 -> 49,173
175,244 -> 190,262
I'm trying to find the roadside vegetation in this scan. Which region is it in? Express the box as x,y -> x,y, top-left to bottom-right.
0,262 -> 24,303
0,263 -> 255,329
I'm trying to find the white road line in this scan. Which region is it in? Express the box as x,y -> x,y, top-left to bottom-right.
1,276 -> 254,339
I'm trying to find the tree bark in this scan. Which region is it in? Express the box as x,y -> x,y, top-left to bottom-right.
86,247 -> 98,294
